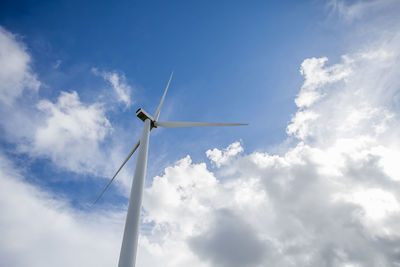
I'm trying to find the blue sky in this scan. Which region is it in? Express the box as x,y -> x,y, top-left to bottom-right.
2,0 -> 400,266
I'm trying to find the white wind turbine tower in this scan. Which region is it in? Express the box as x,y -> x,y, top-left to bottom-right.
94,73 -> 247,267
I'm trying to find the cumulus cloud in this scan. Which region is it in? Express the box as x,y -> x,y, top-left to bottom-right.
0,26 -> 40,104
189,209 -> 269,267
287,36 -> 400,145
92,68 -> 132,108
144,140 -> 400,266
0,27 -> 130,178
206,141 -> 243,167
294,56 -> 352,108
139,22 -> 400,267
27,91 -> 112,174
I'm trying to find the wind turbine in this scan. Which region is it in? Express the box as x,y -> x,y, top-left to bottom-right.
94,73 -> 247,267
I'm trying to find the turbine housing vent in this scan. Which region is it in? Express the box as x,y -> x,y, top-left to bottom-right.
136,108 -> 154,122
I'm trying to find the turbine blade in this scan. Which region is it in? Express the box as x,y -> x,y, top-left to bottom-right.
154,72 -> 173,121
154,121 -> 248,128
93,140 -> 140,205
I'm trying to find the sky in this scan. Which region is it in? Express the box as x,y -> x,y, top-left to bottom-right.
1,0 -> 400,266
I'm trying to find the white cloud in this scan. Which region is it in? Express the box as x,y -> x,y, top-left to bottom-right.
287,37 -> 400,145
25,91 -> 113,174
206,141 -> 243,167
142,138 -> 400,266
295,56 -> 352,108
0,26 -> 40,105
0,152 -> 124,267
92,68 -> 132,108
335,188 -> 400,221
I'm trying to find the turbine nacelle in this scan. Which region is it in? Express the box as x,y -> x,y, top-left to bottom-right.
136,108 -> 159,129
136,108 -> 154,122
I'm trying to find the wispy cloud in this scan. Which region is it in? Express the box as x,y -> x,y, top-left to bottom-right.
52,59 -> 62,69
92,68 -> 132,108
0,26 -> 40,105
328,0 -> 400,22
